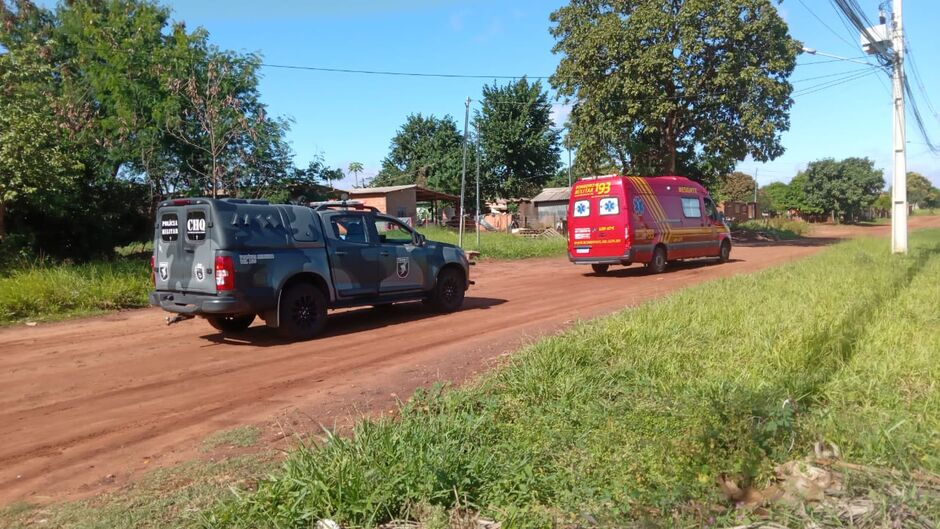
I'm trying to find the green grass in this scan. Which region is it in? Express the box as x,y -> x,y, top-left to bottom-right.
733,217 -> 810,240
202,427 -> 262,452
0,454 -> 273,529
200,230 -> 940,528
418,226 -> 566,260
0,259 -> 151,325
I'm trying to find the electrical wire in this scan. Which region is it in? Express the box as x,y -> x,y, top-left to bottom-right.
796,0 -> 861,53
903,76 -> 940,155
904,37 -> 940,126
792,68 -> 879,97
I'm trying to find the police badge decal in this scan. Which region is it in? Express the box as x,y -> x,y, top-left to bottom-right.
396,257 -> 409,279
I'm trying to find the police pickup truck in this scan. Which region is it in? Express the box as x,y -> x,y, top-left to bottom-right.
149,198 -> 471,340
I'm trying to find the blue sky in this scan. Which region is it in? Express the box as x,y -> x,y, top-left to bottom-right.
161,0 -> 940,190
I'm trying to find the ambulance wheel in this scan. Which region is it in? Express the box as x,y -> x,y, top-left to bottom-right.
428,267 -> 465,313
206,314 -> 255,333
278,283 -> 328,340
718,240 -> 731,263
648,246 -> 667,274
591,264 -> 609,274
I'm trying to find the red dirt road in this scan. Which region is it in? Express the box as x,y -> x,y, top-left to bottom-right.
1,219 -> 936,505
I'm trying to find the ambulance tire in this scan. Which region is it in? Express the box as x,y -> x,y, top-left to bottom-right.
206,314 -> 255,333
718,240 -> 732,263
648,246 -> 667,274
591,264 -> 609,274
278,283 -> 328,340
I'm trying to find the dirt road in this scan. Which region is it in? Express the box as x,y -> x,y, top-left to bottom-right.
1,219 -> 936,504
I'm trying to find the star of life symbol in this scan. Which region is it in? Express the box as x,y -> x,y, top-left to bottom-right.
633,196 -> 645,215
577,203 -> 587,214
603,200 -> 615,213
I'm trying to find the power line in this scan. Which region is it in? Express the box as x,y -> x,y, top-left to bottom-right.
904,36 -> 940,126
792,68 -> 879,97
261,63 -> 547,80
903,76 -> 940,155
796,0 -> 861,52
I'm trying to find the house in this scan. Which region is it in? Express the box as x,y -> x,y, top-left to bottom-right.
347,184 -> 459,226
531,187 -> 571,230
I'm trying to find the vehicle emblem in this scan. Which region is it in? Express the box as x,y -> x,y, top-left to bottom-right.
396,257 -> 409,279
159,263 -> 168,281
194,263 -> 205,281
633,196 -> 645,216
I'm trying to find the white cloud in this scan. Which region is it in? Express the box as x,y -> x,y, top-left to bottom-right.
550,102 -> 573,129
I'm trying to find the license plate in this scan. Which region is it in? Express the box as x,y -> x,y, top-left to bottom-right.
575,247 -> 590,254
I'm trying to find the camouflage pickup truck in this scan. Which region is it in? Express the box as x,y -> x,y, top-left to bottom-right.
149,198 -> 471,340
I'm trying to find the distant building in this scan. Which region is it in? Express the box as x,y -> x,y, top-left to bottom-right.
348,184 -> 458,226
531,187 -> 571,230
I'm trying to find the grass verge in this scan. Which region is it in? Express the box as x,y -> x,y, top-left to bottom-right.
200,230 -> 940,528
0,454 -> 273,529
418,227 -> 566,260
0,259 -> 151,325
732,218 -> 809,240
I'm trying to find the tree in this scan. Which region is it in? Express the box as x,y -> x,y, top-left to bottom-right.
802,158 -> 884,223
475,78 -> 561,199
0,44 -> 81,239
762,181 -> 790,215
549,0 -> 798,185
907,172 -> 933,208
165,49 -> 280,198
347,161 -> 364,188
717,171 -> 756,203
373,114 -> 468,196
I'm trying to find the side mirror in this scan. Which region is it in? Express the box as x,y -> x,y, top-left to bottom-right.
414,233 -> 427,246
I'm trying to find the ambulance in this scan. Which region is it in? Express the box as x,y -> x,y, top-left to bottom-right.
567,175 -> 731,274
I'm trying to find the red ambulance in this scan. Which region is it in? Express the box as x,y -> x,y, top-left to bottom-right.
566,175 -> 731,274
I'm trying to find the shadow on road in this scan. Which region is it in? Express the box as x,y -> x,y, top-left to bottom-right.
733,237 -> 843,248
586,258 -> 746,278
201,296 -> 508,346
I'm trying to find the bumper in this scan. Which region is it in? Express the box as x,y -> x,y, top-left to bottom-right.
569,247 -> 634,265
149,291 -> 252,315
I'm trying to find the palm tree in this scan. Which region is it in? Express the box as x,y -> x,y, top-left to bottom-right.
348,162 -> 364,188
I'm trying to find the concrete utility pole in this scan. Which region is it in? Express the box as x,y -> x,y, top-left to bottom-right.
475,123 -> 481,247
890,0 -> 908,254
459,97 -> 470,248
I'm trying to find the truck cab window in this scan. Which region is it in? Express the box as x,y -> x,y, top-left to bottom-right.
375,217 -> 415,244
331,215 -> 369,244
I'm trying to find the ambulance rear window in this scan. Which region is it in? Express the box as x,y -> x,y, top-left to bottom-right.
160,213 -> 179,241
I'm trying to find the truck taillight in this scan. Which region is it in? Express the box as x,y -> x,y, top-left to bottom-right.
150,255 -> 156,286
215,255 -> 235,291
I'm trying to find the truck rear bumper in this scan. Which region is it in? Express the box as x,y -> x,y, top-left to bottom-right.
149,291 -> 251,315
569,247 -> 634,265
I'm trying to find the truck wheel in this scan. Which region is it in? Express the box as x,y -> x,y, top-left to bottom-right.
718,240 -> 732,263
428,268 -> 465,313
278,283 -> 327,340
648,246 -> 667,274
591,264 -> 609,274
206,314 -> 255,333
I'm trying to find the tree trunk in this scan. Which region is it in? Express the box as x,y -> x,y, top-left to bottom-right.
0,199 -> 6,240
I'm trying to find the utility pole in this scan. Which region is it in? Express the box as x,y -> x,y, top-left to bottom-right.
475,125 -> 481,247
890,0 -> 908,254
567,146 -> 572,187
459,97 -> 470,248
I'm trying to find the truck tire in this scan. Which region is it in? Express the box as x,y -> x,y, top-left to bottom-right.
718,239 -> 732,263
648,246 -> 667,274
278,283 -> 328,340
206,314 -> 255,333
591,263 -> 609,274
428,268 -> 465,313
